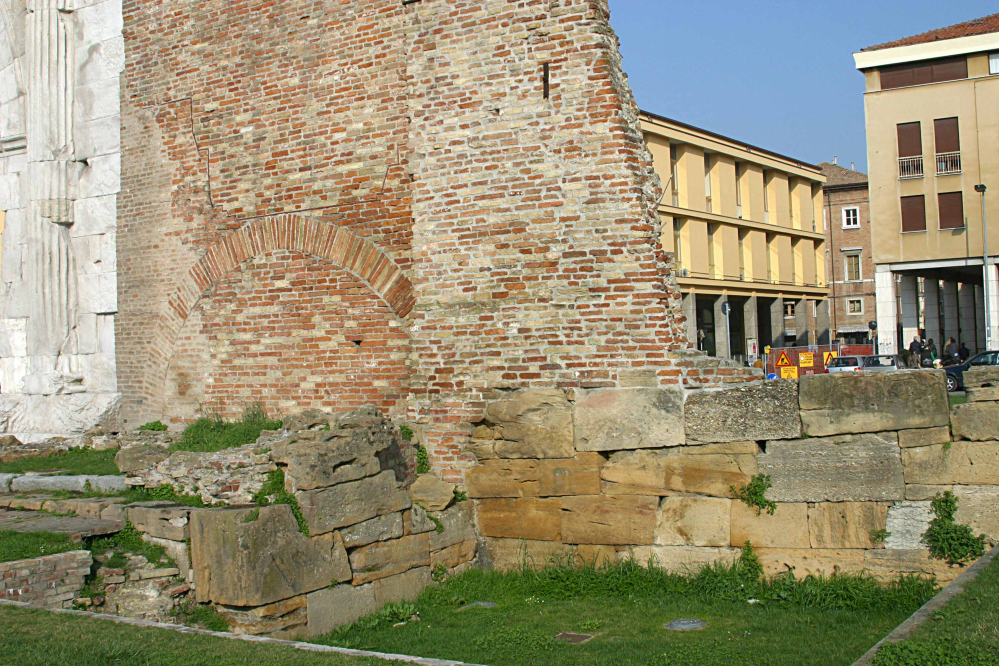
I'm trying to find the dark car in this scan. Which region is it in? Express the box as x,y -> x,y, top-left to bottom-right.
944,350 -> 999,392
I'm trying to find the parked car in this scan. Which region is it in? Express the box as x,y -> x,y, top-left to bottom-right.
861,354 -> 905,372
944,350 -> 999,392
826,356 -> 863,373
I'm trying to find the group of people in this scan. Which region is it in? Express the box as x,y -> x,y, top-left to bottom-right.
908,335 -> 970,367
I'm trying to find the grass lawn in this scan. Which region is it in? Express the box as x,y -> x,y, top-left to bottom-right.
315,556 -> 937,666
0,530 -> 80,563
0,605 -> 388,666
171,405 -> 281,453
871,552 -> 999,666
949,393 -> 967,408
0,448 -> 119,476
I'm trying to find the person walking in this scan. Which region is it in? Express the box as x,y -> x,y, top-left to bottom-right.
959,342 -> 971,361
945,337 -> 959,362
907,336 -> 923,368
921,339 -> 937,367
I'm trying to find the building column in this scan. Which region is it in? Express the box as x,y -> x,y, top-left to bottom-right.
924,279 -> 942,348
795,298 -> 810,347
976,285 -> 986,353
681,292 -> 697,348
714,294 -> 730,358
770,297 -> 785,348
743,295 -> 759,361
987,262 -> 999,350
815,299 -> 831,345
875,266 -> 898,354
959,283 -> 978,351
942,281 -> 960,347
900,275 -> 920,346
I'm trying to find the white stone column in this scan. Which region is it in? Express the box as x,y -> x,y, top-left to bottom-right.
959,283 -> 978,351
770,297 -> 785,348
976,285 -> 986,353
743,295 -> 759,360
924,279 -> 942,349
986,262 -> 999,350
900,275 -> 920,348
875,266 -> 898,354
942,281 -> 960,347
681,292 -> 697,348
713,295 -> 730,358
815,299 -> 831,345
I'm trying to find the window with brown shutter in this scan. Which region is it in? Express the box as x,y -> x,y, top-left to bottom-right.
901,195 -> 926,232
897,122 -> 922,157
880,56 -> 968,90
934,118 -> 960,153
938,192 -> 964,229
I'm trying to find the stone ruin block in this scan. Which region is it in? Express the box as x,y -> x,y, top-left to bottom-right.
573,388 -> 685,452
560,495 -> 658,546
962,366 -> 999,391
296,470 -> 411,536
348,533 -> 430,585
951,402 -> 999,441
684,379 -> 801,443
480,389 -> 574,459
465,454 -> 603,498
600,447 -> 758,498
126,502 -> 191,542
902,441 -> 999,485
798,370 -> 949,437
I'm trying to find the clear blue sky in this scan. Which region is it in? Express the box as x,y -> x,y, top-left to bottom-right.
610,1 -> 996,173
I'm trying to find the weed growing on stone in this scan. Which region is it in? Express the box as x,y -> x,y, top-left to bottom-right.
173,600 -> 229,633
731,473 -> 778,516
137,421 -> 168,431
453,488 -> 468,503
253,468 -> 309,536
416,445 -> 430,474
414,503 -> 444,533
88,523 -> 174,570
244,508 -> 260,523
922,491 -> 986,565
399,424 -> 414,441
432,563 -> 448,583
0,448 -> 119,476
171,404 -> 282,453
0,530 -> 80,563
870,529 -> 892,545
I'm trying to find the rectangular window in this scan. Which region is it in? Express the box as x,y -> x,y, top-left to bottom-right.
845,254 -> 861,282
897,122 -> 922,157
901,195 -> 927,232
934,117 -> 960,153
842,207 -> 860,228
738,229 -> 746,280
784,302 -> 795,318
735,163 -> 743,218
938,192 -> 965,229
673,220 -> 683,269
707,223 -> 716,277
991,53 -> 999,75
669,144 -> 679,206
848,299 -> 863,314
704,155 -> 712,213
880,55 -> 968,90
766,233 -> 774,283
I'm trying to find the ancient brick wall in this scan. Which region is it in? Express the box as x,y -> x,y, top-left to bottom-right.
118,0 -> 699,478
0,551 -> 92,609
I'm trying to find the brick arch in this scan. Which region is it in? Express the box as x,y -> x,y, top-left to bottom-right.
147,216 -> 414,415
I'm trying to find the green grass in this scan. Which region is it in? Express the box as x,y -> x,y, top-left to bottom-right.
171,405 -> 282,453
88,523 -> 173,569
315,555 -> 937,666
949,393 -> 967,408
0,530 -> 82,563
0,448 -> 119,476
0,605 -> 388,666
871,552 -> 999,666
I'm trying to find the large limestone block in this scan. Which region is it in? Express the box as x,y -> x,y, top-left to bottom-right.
902,442 -> 999,485
885,501 -> 931,550
483,389 -> 574,458
431,541 -> 477,570
307,584 -> 377,636
465,454 -> 602,498
372,566 -> 431,606
409,474 -> 454,512
962,366 -> 999,390
601,448 -> 757,498
297,470 -> 411,536
349,534 -> 430,585
624,545 -> 739,572
808,503 -> 888,549
339,512 -> 404,549
114,445 -> 168,474
270,430 -> 385,491
966,387 -> 999,402
561,495 -> 658,545
756,548 -> 867,578
898,426 -> 952,449
951,402 -> 999,441
905,484 -> 953,500
760,433 -> 905,502
730,501 -> 809,548
954,485 -> 999,542
476,498 -> 561,541
127,503 -> 190,542
685,380 -> 801,443
863,549 -> 961,583
482,537 -> 577,571
429,503 -> 476,551
574,388 -> 685,452
798,371 -> 949,436
655,496 -> 731,547
190,505 -> 350,607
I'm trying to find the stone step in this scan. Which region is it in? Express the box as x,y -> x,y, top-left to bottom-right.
0,507 -> 124,539
1,474 -> 126,494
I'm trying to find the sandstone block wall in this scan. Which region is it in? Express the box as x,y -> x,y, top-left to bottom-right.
469,371 -> 999,582
0,550 -> 92,609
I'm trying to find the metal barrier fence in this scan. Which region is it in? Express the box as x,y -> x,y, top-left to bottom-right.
764,344 -> 875,378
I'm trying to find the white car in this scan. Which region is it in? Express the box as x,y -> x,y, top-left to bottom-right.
826,356 -> 863,373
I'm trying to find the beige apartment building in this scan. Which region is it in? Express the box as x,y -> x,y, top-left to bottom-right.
855,13 -> 999,354
641,112 -> 829,361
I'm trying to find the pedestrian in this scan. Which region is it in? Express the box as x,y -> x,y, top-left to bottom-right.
959,342 -> 971,361
945,337 -> 959,361
907,335 -> 923,368
921,339 -> 937,367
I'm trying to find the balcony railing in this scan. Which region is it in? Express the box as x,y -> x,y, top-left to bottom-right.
898,156 -> 923,179
935,151 -> 961,175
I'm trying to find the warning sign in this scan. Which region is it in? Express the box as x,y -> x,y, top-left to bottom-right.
780,366 -> 799,379
799,353 -> 814,368
823,351 -> 838,365
775,350 -> 793,367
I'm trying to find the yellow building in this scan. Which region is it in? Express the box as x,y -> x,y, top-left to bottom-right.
641,112 -> 829,360
854,13 -> 999,354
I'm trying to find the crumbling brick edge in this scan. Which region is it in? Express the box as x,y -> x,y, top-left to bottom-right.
0,598 -> 484,666
851,543 -> 999,666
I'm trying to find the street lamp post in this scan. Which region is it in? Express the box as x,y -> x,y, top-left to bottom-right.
976,184 -> 991,350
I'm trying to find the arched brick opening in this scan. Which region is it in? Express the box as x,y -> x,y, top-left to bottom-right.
149,215 -> 415,421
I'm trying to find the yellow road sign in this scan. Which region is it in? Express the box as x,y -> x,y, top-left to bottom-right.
823,351 -> 838,364
780,366 -> 799,379
775,350 -> 793,367
799,352 -> 814,368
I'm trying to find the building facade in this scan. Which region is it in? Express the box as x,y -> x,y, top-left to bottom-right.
820,162 -> 876,345
641,113 -> 829,361
855,13 -> 999,354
